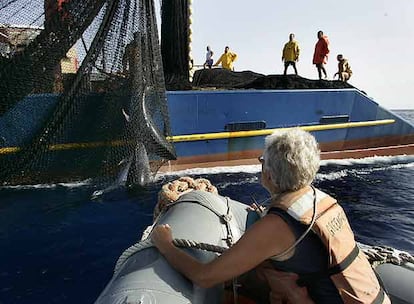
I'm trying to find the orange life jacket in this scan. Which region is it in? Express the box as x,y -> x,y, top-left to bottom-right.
270,187 -> 390,304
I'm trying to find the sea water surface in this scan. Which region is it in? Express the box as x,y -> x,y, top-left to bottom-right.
0,110 -> 413,304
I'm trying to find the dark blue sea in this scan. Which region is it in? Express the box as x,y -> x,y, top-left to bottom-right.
1,110 -> 413,304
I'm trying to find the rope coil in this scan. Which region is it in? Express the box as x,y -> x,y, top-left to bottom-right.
154,176 -> 218,219
361,245 -> 414,267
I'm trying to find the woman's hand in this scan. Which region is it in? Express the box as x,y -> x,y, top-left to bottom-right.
151,224 -> 174,254
247,202 -> 266,216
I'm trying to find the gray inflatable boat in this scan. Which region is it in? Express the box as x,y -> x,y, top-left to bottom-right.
95,191 -> 414,304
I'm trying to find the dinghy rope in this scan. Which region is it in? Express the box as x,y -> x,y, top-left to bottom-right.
113,188 -> 243,303
114,182 -> 235,274
114,237 -> 414,279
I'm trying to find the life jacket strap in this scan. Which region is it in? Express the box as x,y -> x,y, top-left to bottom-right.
296,244 -> 359,286
327,244 -> 359,276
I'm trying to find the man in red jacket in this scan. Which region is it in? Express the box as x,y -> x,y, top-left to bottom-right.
313,30 -> 330,80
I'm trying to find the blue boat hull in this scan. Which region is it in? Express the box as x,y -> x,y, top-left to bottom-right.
0,89 -> 413,181
165,89 -> 414,171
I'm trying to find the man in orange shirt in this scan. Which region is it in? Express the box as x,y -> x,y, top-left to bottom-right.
312,30 -> 329,80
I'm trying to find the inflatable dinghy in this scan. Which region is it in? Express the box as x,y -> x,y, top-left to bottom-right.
95,190 -> 414,304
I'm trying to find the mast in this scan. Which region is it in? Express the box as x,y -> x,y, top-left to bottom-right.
160,0 -> 191,90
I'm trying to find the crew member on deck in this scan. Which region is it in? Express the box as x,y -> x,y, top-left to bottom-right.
313,30 -> 330,80
282,33 -> 300,75
214,46 -> 237,71
334,54 -> 353,82
152,128 -> 390,304
203,45 -> 214,69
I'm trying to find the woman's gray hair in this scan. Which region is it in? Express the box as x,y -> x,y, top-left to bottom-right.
263,128 -> 320,192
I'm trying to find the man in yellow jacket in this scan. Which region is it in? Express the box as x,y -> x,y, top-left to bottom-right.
282,33 -> 300,75
214,46 -> 238,71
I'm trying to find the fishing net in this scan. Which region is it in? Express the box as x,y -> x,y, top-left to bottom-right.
0,0 -> 176,186
192,69 -> 355,90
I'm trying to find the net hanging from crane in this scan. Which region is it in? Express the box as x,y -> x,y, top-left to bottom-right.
0,0 -> 176,186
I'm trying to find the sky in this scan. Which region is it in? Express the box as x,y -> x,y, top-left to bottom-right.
189,0 -> 414,110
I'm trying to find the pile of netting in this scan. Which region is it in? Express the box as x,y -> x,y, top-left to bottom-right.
191,69 -> 355,90
0,0 -> 176,186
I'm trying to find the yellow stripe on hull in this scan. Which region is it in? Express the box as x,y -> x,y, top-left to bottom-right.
0,119 -> 395,154
167,119 -> 395,142
0,140 -> 125,155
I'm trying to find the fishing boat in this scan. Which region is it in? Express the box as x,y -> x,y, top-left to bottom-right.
0,0 -> 413,186
164,77 -> 414,172
94,189 -> 414,304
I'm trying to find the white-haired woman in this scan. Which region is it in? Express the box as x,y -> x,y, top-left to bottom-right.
152,128 -> 389,304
